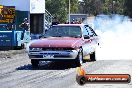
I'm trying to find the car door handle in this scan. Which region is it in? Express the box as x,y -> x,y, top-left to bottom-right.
88,39 -> 91,43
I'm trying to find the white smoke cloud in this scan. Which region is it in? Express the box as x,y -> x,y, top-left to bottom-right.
92,14 -> 132,60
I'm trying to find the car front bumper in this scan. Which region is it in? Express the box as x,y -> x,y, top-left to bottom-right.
28,50 -> 78,60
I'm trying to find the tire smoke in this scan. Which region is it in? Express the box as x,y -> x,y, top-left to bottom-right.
93,14 -> 132,60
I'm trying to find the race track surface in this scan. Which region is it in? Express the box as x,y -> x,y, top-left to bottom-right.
0,50 -> 132,88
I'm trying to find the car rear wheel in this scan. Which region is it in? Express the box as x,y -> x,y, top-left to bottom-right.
76,48 -> 83,66
90,51 -> 96,61
31,59 -> 39,67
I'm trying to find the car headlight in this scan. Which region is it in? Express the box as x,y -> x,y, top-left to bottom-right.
30,48 -> 42,51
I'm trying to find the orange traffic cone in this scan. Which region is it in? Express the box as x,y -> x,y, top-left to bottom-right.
76,66 -> 86,76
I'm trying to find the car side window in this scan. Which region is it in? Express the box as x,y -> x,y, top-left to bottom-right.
82,26 -> 89,36
82,26 -> 90,39
86,26 -> 97,37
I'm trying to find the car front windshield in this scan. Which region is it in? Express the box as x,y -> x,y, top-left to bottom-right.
44,26 -> 82,38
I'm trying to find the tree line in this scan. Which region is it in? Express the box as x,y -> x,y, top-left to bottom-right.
46,0 -> 132,22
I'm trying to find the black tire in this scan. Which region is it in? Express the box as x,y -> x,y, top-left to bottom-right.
75,48 -> 83,67
76,75 -> 86,85
90,51 -> 96,61
31,59 -> 39,67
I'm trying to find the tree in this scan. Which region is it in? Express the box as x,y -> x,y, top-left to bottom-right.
82,0 -> 103,15
81,0 -> 125,15
65,0 -> 79,13
124,0 -> 132,18
46,0 -> 79,23
46,0 -> 67,23
102,0 -> 125,14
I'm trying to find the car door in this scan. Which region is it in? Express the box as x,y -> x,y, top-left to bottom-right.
82,26 -> 92,56
86,26 -> 99,52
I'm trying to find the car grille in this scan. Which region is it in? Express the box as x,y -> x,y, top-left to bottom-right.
42,47 -> 73,51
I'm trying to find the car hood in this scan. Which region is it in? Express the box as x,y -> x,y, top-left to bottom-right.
29,37 -> 83,49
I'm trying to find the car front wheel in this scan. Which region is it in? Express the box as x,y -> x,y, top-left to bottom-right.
76,48 -> 83,66
31,59 -> 39,67
90,51 -> 96,61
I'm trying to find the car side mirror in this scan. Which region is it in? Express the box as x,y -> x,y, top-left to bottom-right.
84,35 -> 90,39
